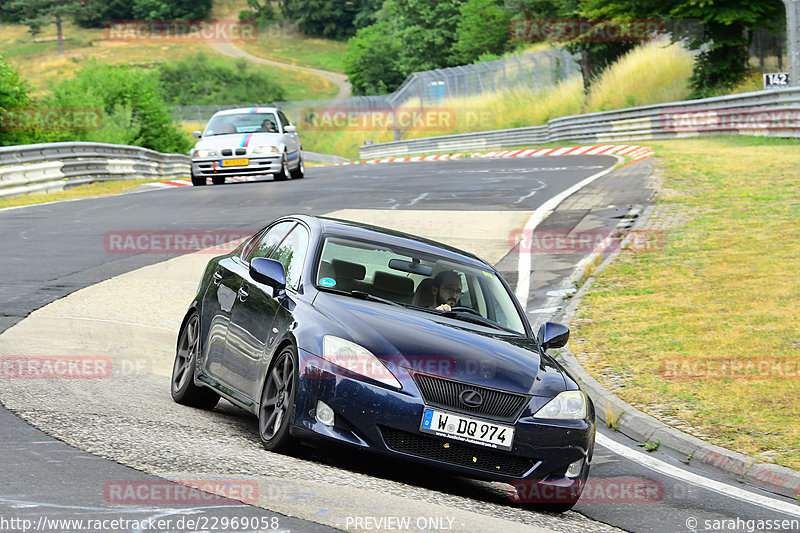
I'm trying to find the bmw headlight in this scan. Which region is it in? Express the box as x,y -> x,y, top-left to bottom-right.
252,145 -> 278,154
194,149 -> 217,158
533,390 -> 587,420
322,335 -> 401,389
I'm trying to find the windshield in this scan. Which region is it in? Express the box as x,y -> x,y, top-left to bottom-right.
315,236 -> 527,335
204,112 -> 279,136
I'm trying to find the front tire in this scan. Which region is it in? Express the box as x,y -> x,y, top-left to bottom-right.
273,153 -> 289,181
258,345 -> 299,452
171,312 -> 220,409
290,153 -> 304,179
211,175 -> 225,185
191,171 -> 206,186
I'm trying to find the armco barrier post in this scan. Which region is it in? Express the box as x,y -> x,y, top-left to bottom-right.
785,0 -> 800,86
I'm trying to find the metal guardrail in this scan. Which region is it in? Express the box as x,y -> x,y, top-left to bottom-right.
0,142 -> 190,199
358,88 -> 800,158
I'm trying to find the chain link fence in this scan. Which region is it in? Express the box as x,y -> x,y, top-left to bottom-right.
170,48 -> 580,140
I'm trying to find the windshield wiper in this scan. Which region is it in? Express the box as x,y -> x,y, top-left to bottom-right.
439,310 -> 517,334
318,286 -> 405,308
349,290 -> 405,308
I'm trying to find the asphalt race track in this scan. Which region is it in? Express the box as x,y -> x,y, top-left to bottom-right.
1,157 -> 798,533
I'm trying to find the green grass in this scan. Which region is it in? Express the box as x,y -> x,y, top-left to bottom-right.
237,30 -> 347,73
572,136 -> 800,470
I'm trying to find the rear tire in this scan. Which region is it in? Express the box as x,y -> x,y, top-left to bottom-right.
171,313 -> 220,409
212,175 -> 225,185
258,345 -> 299,452
191,172 -> 206,186
290,153 -> 304,179
273,153 -> 289,181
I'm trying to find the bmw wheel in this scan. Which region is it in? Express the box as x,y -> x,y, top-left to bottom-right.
258,345 -> 298,452
274,153 -> 289,181
171,312 -> 220,409
290,153 -> 304,179
212,175 -> 225,185
191,171 -> 206,186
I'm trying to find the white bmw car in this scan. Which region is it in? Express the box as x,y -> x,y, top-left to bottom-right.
190,107 -> 304,186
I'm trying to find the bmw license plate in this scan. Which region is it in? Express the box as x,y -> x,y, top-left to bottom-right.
420,408 -> 514,451
221,158 -> 249,167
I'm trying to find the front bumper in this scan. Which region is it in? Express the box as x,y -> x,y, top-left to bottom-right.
192,156 -> 281,177
292,349 -> 595,487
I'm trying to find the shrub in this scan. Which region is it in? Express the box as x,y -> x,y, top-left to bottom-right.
157,53 -> 285,106
45,60 -> 190,153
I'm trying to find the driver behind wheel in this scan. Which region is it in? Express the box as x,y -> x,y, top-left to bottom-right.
430,270 -> 462,312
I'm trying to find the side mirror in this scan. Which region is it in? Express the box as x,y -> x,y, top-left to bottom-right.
537,322 -> 569,351
250,257 -> 286,291
192,130 -> 202,138
284,125 -> 297,133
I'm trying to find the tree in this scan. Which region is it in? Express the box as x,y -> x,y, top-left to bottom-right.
0,55 -> 36,146
6,0 -> 90,54
344,0 -> 467,94
280,0 -> 382,39
506,0 -> 635,89
579,0 -> 785,96
388,0 -> 466,73
130,0 -> 213,21
344,21 -> 405,94
452,0 -> 512,64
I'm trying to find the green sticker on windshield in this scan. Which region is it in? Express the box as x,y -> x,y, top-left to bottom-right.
482,271 -> 494,279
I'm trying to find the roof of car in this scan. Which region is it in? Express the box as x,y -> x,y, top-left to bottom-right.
291,215 -> 492,269
212,107 -> 280,116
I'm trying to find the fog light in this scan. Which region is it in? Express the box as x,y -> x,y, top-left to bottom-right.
316,400 -> 335,426
566,459 -> 584,478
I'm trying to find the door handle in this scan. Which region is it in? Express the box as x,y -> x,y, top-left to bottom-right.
213,271 -> 223,285
237,285 -> 249,301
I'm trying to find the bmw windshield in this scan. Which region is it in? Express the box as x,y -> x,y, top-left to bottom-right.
203,112 -> 279,136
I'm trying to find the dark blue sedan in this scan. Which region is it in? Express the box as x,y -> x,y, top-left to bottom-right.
171,215 -> 595,511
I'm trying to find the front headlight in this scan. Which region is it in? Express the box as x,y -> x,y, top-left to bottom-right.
194,149 -> 217,158
533,390 -> 587,420
322,335 -> 401,389
252,145 -> 278,154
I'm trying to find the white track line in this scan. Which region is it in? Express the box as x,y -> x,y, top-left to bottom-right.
514,160 -> 620,308
597,434 -> 800,517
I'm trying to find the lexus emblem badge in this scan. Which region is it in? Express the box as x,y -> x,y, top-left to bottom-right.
459,389 -> 483,408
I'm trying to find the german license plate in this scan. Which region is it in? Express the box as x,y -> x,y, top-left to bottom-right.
420,408 -> 514,451
221,158 -> 249,167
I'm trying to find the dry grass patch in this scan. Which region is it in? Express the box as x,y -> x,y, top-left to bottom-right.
586,41 -> 693,111
0,179 -> 161,210
0,20 -> 336,101
572,136 -> 800,469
